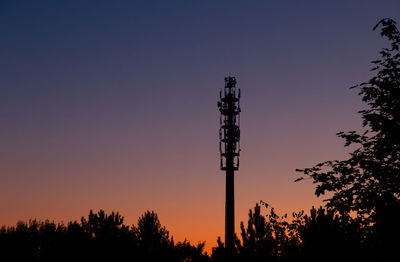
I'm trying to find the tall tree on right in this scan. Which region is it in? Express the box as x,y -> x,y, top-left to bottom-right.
297,18 -> 400,256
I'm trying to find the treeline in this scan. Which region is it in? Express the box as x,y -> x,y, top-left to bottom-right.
1,204 -> 399,261
0,210 -> 208,261
214,202 -> 400,262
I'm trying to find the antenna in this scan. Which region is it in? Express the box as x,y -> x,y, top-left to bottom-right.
217,76 -> 241,250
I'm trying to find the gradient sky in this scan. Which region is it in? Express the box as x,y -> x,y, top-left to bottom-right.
1,0 -> 400,251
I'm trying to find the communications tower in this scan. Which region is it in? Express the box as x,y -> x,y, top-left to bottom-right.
217,76 -> 241,250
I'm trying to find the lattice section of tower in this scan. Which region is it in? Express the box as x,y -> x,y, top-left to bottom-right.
218,76 -> 241,171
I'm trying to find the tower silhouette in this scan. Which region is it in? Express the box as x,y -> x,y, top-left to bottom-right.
218,76 -> 241,250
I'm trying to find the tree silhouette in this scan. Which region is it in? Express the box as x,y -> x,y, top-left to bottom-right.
212,202 -> 304,262
238,203 -> 287,261
298,207 -> 365,262
175,240 -> 209,262
80,209 -> 134,260
62,220 -> 90,260
132,210 -> 175,261
296,18 -> 400,258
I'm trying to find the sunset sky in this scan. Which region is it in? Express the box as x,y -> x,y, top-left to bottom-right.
1,0 -> 400,251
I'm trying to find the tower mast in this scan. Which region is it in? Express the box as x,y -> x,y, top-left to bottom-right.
218,76 -> 241,250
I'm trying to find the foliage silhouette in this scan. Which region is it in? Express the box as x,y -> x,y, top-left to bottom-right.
236,202 -> 299,261
298,207 -> 366,262
0,210 -> 209,261
133,210 -> 175,261
80,210 -> 134,260
296,18 -> 400,258
212,203 -> 368,262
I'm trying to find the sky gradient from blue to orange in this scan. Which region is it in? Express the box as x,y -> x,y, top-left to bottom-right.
1,0 -> 400,251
